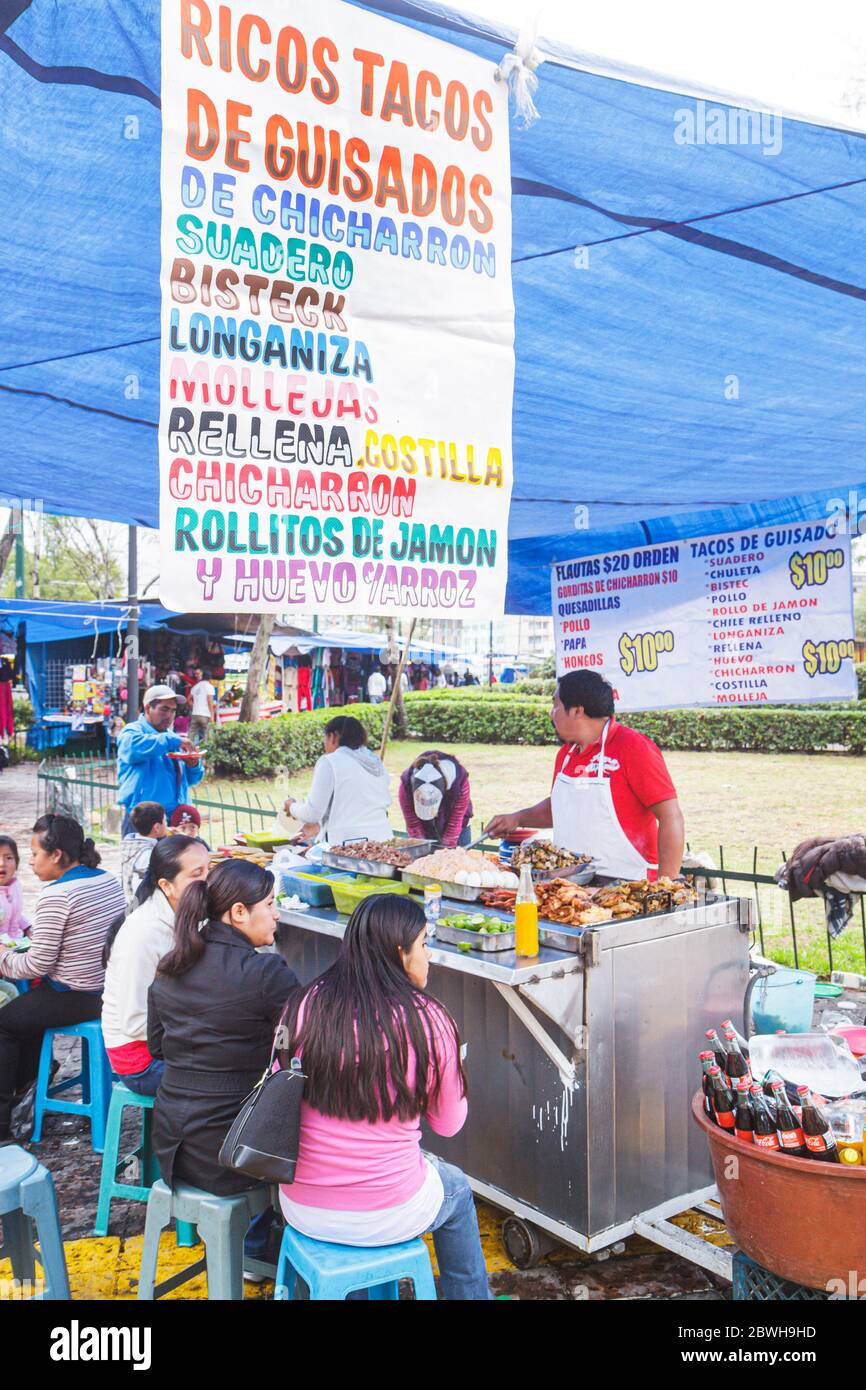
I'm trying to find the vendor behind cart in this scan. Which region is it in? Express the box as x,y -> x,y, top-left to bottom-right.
487,671 -> 684,880
284,715 -> 391,845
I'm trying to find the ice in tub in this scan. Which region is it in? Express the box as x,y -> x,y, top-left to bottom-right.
750,1032 -> 863,1099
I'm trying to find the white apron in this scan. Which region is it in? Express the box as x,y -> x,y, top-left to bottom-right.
550,719 -> 656,880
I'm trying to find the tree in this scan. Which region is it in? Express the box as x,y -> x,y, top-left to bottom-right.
238,616 -> 275,722
0,514 -> 123,600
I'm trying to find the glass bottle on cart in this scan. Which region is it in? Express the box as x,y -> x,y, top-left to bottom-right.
514,864 -> 539,958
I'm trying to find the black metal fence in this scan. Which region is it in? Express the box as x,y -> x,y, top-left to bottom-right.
34,757 -> 865,978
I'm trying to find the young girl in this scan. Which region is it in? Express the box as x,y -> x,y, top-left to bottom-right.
0,835 -> 29,943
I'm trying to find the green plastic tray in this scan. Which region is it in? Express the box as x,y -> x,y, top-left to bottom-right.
331,878 -> 411,915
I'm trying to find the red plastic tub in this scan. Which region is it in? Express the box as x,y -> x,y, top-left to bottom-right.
692,1092 -> 866,1291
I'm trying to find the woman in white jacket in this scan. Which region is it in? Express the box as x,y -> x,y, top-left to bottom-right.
284,715 -> 392,846
101,835 -> 209,1095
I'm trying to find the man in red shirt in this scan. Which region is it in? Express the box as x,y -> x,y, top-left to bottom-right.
487,671 -> 684,880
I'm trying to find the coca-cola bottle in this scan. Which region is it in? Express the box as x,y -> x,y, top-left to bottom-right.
708,1064 -> 736,1131
704,1029 -> 727,1072
733,1078 -> 755,1143
699,1051 -> 717,1122
722,1029 -> 752,1087
771,1079 -> 806,1156
749,1084 -> 781,1151
721,1019 -> 751,1061
761,1070 -> 784,1123
797,1086 -> 839,1163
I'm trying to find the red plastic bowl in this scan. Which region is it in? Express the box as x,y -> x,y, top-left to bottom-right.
832,1026 -> 866,1058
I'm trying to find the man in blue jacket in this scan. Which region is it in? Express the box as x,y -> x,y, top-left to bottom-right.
117,685 -> 205,834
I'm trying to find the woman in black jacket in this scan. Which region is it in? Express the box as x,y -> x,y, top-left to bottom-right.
147,858 -> 298,1197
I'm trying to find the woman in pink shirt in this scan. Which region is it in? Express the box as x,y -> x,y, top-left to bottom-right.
278,894 -> 490,1300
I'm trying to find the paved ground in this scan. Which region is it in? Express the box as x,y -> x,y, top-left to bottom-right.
0,762 -> 857,1300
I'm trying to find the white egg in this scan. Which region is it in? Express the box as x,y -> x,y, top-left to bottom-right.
454,870 -> 468,884
467,872 -> 481,887
480,871 -> 494,887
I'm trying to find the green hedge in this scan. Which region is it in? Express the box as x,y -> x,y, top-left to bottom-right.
204,703 -> 388,777
202,689 -> 866,776
402,694 -> 866,754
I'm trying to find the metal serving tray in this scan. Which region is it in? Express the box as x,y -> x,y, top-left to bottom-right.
321,839 -> 437,880
435,921 -> 516,952
400,870 -> 483,902
320,850 -> 398,878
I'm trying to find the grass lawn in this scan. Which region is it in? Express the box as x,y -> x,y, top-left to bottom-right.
200,743 -> 866,976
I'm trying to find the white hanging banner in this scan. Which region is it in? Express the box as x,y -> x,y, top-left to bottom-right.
159,0 -> 514,616
552,520 -> 857,709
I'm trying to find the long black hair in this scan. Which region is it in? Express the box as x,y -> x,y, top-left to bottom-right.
134,834 -> 200,908
158,858 -> 274,978
102,835 -> 201,967
279,894 -> 466,1123
324,714 -> 366,749
32,814 -> 100,869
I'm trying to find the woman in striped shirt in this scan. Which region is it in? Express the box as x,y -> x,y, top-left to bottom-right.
0,814 -> 125,1142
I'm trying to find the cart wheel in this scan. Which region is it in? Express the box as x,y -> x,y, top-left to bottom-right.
501,1216 -> 553,1270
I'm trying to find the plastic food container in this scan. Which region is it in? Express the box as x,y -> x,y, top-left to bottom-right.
279,870 -> 355,908
330,878 -> 411,916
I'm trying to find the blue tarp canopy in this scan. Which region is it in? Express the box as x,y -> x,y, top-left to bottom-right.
1,0 -> 864,614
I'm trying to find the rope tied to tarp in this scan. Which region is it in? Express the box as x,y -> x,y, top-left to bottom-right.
495,18 -> 544,127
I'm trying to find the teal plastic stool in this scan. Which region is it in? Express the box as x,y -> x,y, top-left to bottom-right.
32,1020 -> 112,1152
275,1225 -> 437,1301
0,1145 -> 70,1299
137,1179 -> 273,1301
94,1082 -> 194,1246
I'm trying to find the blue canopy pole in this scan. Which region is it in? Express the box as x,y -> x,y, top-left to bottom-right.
126,526 -> 139,721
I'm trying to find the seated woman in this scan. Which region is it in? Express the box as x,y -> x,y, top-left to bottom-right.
398,750 -> 474,848
278,894 -> 490,1300
147,859 -> 298,1197
0,814 -> 126,1142
101,834 -> 209,1096
283,715 -> 391,845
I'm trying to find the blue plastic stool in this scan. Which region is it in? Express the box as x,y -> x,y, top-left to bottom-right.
0,1145 -> 70,1299
138,1179 -> 274,1301
275,1225 -> 437,1301
32,1020 -> 112,1152
94,1082 -> 195,1246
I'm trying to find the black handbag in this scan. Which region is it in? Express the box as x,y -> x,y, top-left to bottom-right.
218,1040 -> 306,1184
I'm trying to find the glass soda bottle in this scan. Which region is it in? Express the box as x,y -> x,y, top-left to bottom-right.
721,1019 -> 751,1062
704,1029 -> 727,1073
514,864 -> 539,958
798,1086 -> 839,1163
722,1029 -> 752,1088
699,1051 -> 717,1123
708,1065 -> 736,1131
733,1078 -> 755,1143
771,1079 -> 806,1157
749,1084 -> 781,1151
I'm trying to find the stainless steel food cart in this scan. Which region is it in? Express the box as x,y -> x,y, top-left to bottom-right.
276,892 -> 751,1274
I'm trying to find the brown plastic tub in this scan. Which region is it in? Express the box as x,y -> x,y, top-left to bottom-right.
692,1092 -> 866,1290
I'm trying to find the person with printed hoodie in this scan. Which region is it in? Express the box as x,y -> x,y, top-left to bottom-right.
116,685 -> 204,834
284,715 -> 391,846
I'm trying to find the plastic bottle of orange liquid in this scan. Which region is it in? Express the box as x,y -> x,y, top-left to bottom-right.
515,864 -> 539,958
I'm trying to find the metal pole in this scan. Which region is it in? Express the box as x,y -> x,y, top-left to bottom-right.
127,526 -> 140,722
488,620 -> 494,687
14,512 -> 24,598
